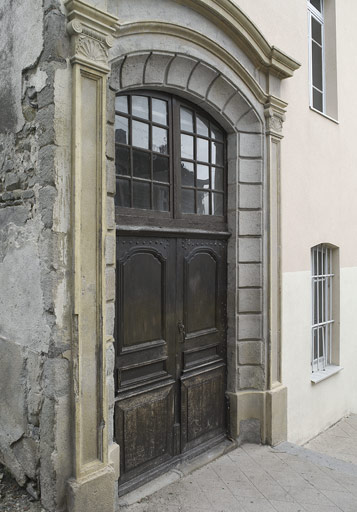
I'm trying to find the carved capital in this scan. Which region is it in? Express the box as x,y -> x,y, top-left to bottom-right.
65,0 -> 118,72
264,96 -> 287,138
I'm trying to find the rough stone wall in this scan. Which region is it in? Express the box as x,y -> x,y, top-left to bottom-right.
0,1 -> 72,510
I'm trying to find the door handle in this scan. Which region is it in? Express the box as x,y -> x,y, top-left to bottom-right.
177,321 -> 186,342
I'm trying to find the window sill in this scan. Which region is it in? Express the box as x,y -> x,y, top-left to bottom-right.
311,365 -> 343,384
309,106 -> 339,124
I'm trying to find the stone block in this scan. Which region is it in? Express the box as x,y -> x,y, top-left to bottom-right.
106,88 -> 115,125
105,234 -> 115,266
106,302 -> 115,338
5,174 -> 20,191
12,437 -> 39,480
237,109 -> 262,133
238,314 -> 262,339
238,288 -> 262,313
67,466 -> 116,512
121,53 -> 150,89
239,211 -> 262,236
39,185 -> 57,228
188,62 -> 218,98
239,366 -> 265,390
109,58 -> 124,91
239,184 -> 262,209
167,55 -> 196,89
238,341 -> 262,365
43,357 -> 70,399
207,75 -> 235,111
106,267 -> 115,302
238,237 -> 261,263
239,158 -> 262,183
38,145 -> 56,186
144,52 -> 174,84
239,133 -> 262,158
107,196 -> 115,230
37,104 -> 55,147
239,263 -> 262,287
266,386 -> 287,445
106,158 -> 116,196
106,124 -> 115,160
224,93 -> 250,126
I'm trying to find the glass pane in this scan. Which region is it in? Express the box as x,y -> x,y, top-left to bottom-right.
181,161 -> 194,187
133,149 -> 151,179
153,184 -> 169,212
115,116 -> 128,144
180,107 -> 194,132
132,95 -> 149,119
133,180 -> 150,209
152,99 -> 168,125
212,167 -> 224,190
153,155 -> 169,183
152,126 -> 168,154
116,178 -> 130,207
115,146 -> 130,176
211,141 -> 224,166
132,120 -> 149,149
182,188 -> 195,213
313,88 -> 323,111
312,17 -> 322,45
197,137 -> 209,162
197,164 -> 209,189
181,134 -> 194,159
310,0 -> 322,13
196,115 -> 209,137
211,124 -> 224,141
212,193 -> 224,216
197,190 -> 210,215
312,42 -> 323,90
115,95 -> 128,114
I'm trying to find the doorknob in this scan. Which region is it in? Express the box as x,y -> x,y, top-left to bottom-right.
177,321 -> 186,342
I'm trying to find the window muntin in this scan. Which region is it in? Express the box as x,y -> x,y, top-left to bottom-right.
311,244 -> 334,372
308,0 -> 325,112
114,93 -> 226,218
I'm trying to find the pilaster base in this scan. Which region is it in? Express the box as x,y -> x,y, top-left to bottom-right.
266,385 -> 287,446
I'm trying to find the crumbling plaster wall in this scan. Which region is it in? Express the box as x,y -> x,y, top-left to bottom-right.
0,1 -> 73,509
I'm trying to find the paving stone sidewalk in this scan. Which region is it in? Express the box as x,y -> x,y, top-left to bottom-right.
121,415 -> 357,512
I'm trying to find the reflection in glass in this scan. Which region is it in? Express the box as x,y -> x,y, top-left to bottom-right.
132,120 -> 149,149
117,178 -> 130,207
152,99 -> 168,125
132,95 -> 149,119
133,150 -> 151,179
182,188 -> 195,213
212,193 -> 224,216
181,134 -> 194,159
197,138 -> 209,162
211,124 -> 224,141
180,107 -> 194,132
197,165 -> 209,189
153,184 -> 169,211
115,116 -> 128,144
313,89 -> 323,111
181,161 -> 194,187
115,95 -> 128,114
312,41 -> 323,90
211,141 -> 224,166
153,126 -> 168,154
212,167 -> 223,190
197,190 -> 210,215
310,0 -> 322,12
196,115 -> 209,137
133,180 -> 150,209
153,155 -> 169,183
115,146 -> 130,176
312,17 -> 322,44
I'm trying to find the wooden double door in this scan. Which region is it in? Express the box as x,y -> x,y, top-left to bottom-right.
114,232 -> 227,494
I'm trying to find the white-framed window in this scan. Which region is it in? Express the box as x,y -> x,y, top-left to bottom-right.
308,0 -> 325,112
311,244 -> 333,372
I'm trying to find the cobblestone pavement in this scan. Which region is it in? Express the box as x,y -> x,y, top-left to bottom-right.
121,415 -> 357,512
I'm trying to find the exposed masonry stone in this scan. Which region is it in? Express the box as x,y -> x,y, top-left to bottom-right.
167,55 -> 197,89
109,57 -> 124,91
238,314 -> 262,340
239,133 -> 262,158
106,88 -> 115,125
107,158 -> 116,196
239,211 -> 262,236
121,53 -> 149,89
239,158 -> 263,183
207,76 -> 235,111
239,184 -> 262,209
188,62 -> 218,98
239,366 -> 265,390
106,267 -> 116,302
145,53 -> 174,85
239,263 -> 262,287
224,94 -> 250,126
106,302 -> 115,339
239,238 -> 261,262
106,124 -> 115,160
237,109 -> 262,133
239,341 -> 262,365
107,197 -> 115,230
105,234 -> 116,266
238,288 -> 262,313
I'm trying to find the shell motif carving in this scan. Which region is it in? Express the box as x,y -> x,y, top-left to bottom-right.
76,35 -> 108,63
